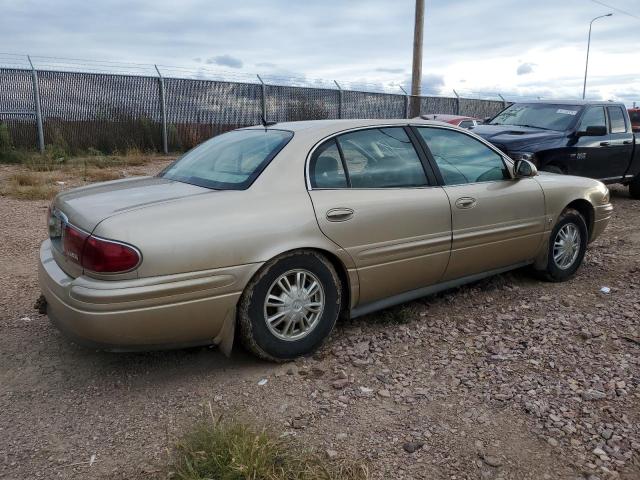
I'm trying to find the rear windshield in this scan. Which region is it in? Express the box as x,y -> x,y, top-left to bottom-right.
490,103 -> 582,131
160,129 -> 293,190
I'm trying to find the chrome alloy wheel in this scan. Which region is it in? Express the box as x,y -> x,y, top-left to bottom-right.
553,223 -> 581,270
263,269 -> 325,341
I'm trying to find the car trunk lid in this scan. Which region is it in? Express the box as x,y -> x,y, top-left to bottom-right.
52,176 -> 210,233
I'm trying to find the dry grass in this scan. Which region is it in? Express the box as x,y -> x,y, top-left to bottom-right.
0,171 -> 62,200
170,414 -> 369,480
82,167 -> 123,182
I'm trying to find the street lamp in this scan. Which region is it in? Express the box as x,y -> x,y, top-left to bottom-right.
582,13 -> 613,99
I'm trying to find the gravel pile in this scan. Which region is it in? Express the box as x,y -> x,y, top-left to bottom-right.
0,178 -> 638,479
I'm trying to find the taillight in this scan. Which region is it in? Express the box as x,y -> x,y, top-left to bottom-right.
61,223 -> 140,273
82,236 -> 141,273
63,223 -> 89,263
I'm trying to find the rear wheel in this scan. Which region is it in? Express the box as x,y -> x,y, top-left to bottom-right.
238,251 -> 342,361
629,176 -> 640,199
539,208 -> 588,282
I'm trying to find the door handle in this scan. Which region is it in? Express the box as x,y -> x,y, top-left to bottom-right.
600,141 -> 610,146
623,140 -> 633,145
455,197 -> 477,209
326,208 -> 354,222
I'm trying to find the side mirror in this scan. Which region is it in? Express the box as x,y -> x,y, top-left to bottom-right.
578,125 -> 607,137
514,159 -> 537,178
483,116 -> 492,124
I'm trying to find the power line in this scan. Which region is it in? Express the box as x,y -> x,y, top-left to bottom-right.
589,0 -> 640,20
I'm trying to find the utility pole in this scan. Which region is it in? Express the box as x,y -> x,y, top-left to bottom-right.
410,0 -> 425,118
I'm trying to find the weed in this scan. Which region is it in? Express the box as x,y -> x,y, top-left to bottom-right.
170,415 -> 368,480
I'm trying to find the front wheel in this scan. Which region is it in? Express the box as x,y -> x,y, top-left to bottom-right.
237,251 -> 342,361
539,208 -> 588,282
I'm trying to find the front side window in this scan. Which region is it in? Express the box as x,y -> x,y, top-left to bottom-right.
607,106 -> 627,134
490,103 -> 581,131
578,106 -> 606,132
161,129 -> 293,190
417,127 -> 509,186
336,127 -> 428,188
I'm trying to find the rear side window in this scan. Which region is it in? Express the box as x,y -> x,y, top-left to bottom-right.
578,106 -> 606,131
309,139 -> 348,189
417,127 -> 509,186
161,129 -> 293,190
336,127 -> 428,188
459,120 -> 474,129
607,107 -> 627,134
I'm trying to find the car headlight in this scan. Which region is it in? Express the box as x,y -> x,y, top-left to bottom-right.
507,151 -> 536,163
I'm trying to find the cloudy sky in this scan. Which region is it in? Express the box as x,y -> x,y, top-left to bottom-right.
1,0 -> 639,103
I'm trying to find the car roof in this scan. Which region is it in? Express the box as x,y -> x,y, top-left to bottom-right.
244,118 -> 444,133
420,114 -> 476,121
513,99 -> 624,106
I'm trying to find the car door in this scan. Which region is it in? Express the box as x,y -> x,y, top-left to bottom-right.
307,126 -> 452,306
605,105 -> 635,180
574,105 -> 611,178
413,125 -> 546,281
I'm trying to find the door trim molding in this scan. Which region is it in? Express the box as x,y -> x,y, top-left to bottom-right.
350,260 -> 532,318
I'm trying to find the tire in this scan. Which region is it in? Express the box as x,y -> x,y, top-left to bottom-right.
238,251 -> 342,361
629,176 -> 640,199
542,165 -> 564,175
539,208 -> 588,282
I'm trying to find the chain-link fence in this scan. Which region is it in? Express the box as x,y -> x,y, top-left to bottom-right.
0,66 -> 507,154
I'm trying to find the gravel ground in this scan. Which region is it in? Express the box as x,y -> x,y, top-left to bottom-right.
0,163 -> 639,479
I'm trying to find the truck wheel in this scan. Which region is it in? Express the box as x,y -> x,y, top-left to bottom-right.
542,165 -> 563,175
629,176 -> 640,199
539,208 -> 588,282
237,251 -> 342,362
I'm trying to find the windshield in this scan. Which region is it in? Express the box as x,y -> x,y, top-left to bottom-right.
490,103 -> 582,131
161,129 -> 293,190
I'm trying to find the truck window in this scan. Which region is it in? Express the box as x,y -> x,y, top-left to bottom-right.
607,107 -> 627,134
578,107 -> 606,132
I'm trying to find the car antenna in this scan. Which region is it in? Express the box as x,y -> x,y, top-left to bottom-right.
261,116 -> 277,129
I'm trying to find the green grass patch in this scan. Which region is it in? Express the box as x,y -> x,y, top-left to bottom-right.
170,415 -> 368,480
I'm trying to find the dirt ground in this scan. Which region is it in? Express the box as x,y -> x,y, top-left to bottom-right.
0,161 -> 639,480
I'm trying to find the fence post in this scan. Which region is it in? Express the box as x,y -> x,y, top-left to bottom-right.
257,74 -> 267,122
453,89 -> 460,116
154,65 -> 169,154
498,93 -> 507,108
334,80 -> 343,119
399,86 -> 410,119
27,56 -> 45,153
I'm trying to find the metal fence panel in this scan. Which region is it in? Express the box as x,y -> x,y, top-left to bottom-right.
0,68 -> 37,149
343,91 -> 405,119
419,96 -> 458,116
0,66 -> 516,153
36,70 -> 162,153
459,98 -> 505,119
266,85 -> 339,122
164,78 -> 262,150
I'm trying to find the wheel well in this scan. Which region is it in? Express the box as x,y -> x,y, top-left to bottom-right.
565,199 -> 594,238
307,248 -> 351,317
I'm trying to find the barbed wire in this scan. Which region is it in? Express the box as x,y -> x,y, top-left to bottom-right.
0,51 -> 592,103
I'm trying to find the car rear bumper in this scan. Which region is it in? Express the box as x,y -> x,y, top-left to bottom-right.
38,239 -> 260,351
591,203 -> 614,242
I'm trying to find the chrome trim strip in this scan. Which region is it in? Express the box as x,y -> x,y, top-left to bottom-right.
304,122 -> 515,190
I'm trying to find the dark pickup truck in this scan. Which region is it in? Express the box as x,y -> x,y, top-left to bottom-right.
472,100 -> 640,198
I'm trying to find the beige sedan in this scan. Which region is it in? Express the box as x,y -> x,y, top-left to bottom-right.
39,119 -> 613,360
